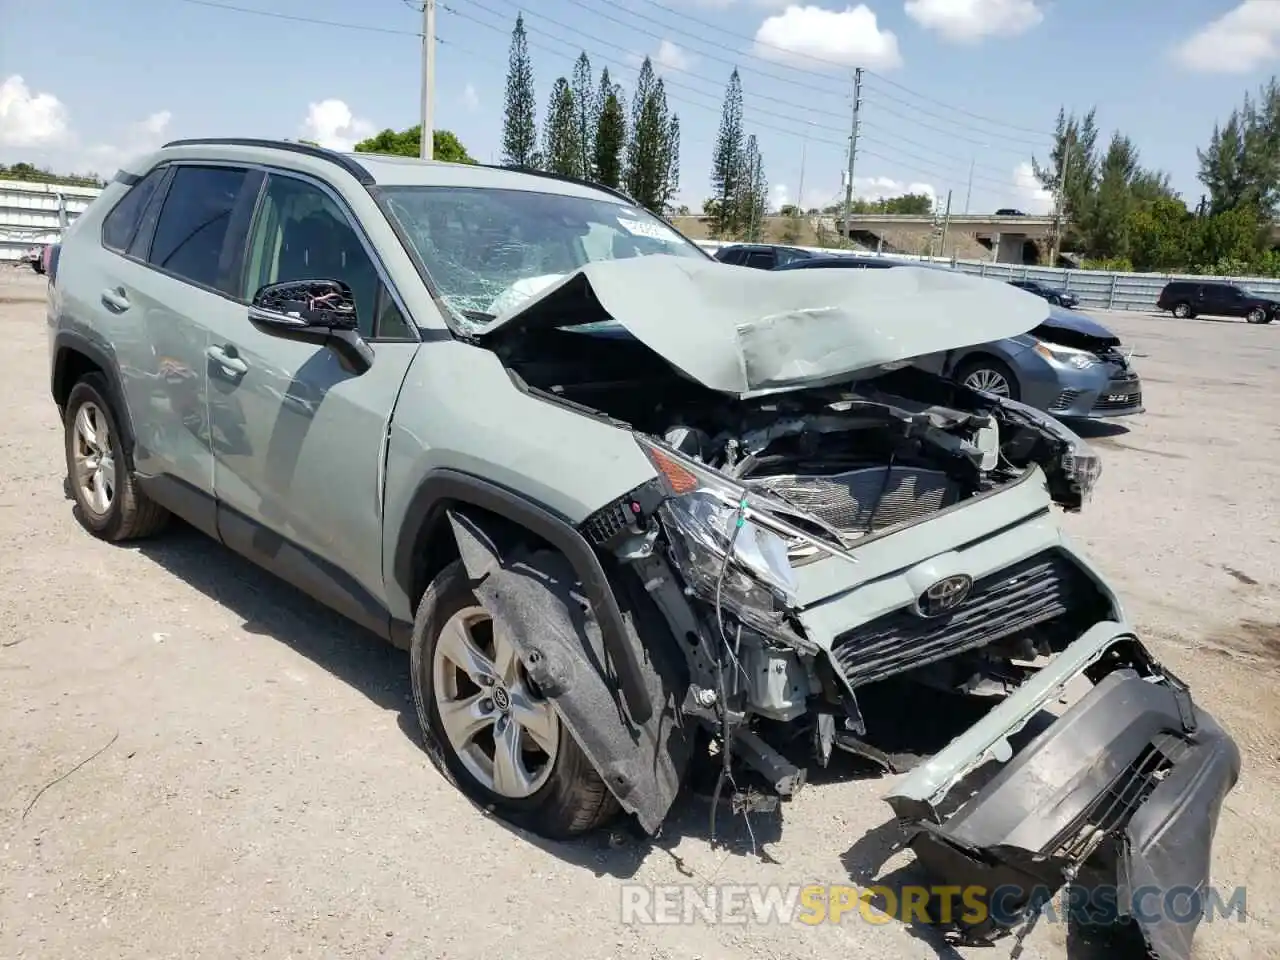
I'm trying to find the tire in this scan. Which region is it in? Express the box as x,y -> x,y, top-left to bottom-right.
1247,306 -> 1268,324
64,375 -> 170,541
1172,302 -> 1192,319
956,357 -> 1021,401
410,559 -> 619,839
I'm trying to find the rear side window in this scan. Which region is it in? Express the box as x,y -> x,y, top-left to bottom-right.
101,169 -> 166,252
744,250 -> 775,269
149,165 -> 251,290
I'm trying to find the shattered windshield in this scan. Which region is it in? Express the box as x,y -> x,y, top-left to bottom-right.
379,185 -> 707,331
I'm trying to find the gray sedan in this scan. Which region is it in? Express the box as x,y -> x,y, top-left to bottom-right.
772,255 -> 1144,420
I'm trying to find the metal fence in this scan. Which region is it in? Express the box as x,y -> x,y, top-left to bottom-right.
0,180 -> 102,264
694,240 -> 1280,313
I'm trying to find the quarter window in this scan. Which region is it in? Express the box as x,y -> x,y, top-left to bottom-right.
243,175 -> 411,339
101,168 -> 166,252
148,165 -> 251,290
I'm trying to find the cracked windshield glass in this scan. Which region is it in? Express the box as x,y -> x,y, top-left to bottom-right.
380,185 -> 706,331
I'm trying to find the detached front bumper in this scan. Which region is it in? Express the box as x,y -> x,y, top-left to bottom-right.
885,622 -> 1240,960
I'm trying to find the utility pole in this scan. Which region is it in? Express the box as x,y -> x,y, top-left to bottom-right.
940,189 -> 953,258
964,157 -> 974,214
419,0 -> 436,159
841,67 -> 864,244
749,152 -> 762,241
1048,138 -> 1072,266
796,123 -> 809,219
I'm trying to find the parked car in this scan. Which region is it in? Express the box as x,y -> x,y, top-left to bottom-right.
19,244 -> 47,274
1156,279 -> 1276,323
713,242 -> 821,270
48,139 -> 1235,957
1008,277 -> 1079,309
775,255 -> 1143,418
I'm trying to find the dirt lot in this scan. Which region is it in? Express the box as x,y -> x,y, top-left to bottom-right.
2,267 -> 1278,959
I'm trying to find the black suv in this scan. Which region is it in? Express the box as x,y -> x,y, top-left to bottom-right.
1156,279 -> 1276,324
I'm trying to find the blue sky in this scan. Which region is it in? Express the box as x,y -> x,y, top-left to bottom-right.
2,0 -> 1276,214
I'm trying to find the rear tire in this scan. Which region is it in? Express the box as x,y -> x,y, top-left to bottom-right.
410,559 -> 619,839
64,375 -> 170,542
1172,302 -> 1192,319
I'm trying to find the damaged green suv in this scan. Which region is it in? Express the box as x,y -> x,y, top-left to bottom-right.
47,139 -> 1237,960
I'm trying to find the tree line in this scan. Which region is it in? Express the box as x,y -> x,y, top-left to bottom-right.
1033,79 -> 1280,276
500,14 -> 679,215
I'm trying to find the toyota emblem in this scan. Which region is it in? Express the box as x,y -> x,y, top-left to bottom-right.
913,574 -> 973,618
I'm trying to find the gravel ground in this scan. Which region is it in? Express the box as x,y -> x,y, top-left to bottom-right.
2,268 -> 1278,960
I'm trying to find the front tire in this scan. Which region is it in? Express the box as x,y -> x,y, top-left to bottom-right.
956,357 -> 1021,401
1247,306 -> 1269,324
63,375 -> 170,541
410,559 -> 619,839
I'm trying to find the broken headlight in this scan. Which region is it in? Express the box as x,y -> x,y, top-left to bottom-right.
635,435 -> 800,640
999,396 -> 1103,503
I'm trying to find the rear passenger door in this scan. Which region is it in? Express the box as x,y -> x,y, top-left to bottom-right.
203,170 -> 421,632
92,162 -> 262,537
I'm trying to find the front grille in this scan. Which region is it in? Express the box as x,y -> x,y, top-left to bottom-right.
831,551 -> 1106,688
1092,388 -> 1143,412
747,466 -> 957,537
1050,732 -> 1188,864
1049,389 -> 1081,412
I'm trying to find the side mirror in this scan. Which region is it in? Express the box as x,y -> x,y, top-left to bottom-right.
248,279 -> 373,374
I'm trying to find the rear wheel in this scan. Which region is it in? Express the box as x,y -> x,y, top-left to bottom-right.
63,375 -> 170,541
410,559 -> 619,839
1172,302 -> 1192,319
956,357 -> 1021,401
1247,306 -> 1269,324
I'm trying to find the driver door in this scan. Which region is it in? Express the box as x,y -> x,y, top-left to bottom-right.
205,170 -> 421,630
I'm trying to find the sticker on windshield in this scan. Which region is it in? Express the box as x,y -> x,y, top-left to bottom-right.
616,217 -> 680,243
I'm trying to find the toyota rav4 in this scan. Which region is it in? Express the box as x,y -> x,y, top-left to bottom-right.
47,139 -> 1237,960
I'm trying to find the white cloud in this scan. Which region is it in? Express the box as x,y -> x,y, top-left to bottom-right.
300,99 -> 376,151
771,183 -> 790,211
462,83 -> 480,112
1174,1 -> 1280,74
903,0 -> 1043,43
85,110 -> 173,170
0,75 -> 70,147
628,39 -> 695,73
854,175 -> 936,202
1012,161 -> 1053,214
754,5 -> 903,70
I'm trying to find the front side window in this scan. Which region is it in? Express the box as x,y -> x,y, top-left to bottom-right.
149,165 -> 250,290
379,185 -> 706,326
243,175 -> 411,339
102,168 -> 166,252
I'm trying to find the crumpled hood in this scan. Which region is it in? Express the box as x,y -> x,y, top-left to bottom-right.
472,256 -> 1051,398
1039,304 -> 1119,340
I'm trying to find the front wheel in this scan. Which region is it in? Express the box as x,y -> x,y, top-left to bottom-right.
956,357 -> 1021,401
1247,306 -> 1270,324
410,559 -> 619,839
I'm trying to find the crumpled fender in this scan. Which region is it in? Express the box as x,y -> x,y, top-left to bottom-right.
447,508 -> 691,834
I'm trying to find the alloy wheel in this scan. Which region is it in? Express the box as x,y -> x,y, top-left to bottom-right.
431,605 -> 559,799
963,368 -> 1012,397
72,401 -> 116,516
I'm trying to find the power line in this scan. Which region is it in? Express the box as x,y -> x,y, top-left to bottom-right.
864,69 -> 1054,138
860,77 -> 1051,151
173,0 -> 419,36
857,123 -> 1024,185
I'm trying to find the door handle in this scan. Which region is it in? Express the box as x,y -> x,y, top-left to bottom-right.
101,287 -> 130,312
206,344 -> 248,379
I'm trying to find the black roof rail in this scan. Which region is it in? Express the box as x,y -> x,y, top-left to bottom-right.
481,163 -> 638,206
159,137 -> 374,185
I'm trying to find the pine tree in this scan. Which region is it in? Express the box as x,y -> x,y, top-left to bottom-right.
710,69 -> 745,238
593,70 -> 625,190
501,14 -> 537,167
571,52 -> 595,180
662,114 -> 681,214
734,135 -> 766,241
542,78 -> 582,177
625,70 -> 676,213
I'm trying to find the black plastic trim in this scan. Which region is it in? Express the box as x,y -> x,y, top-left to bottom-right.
113,169 -> 141,186
394,468 -> 653,723
135,473 -> 219,541
162,138 -> 375,185
51,329 -> 137,458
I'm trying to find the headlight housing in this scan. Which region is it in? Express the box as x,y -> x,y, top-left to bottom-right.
635,435 -> 801,641
995,397 -> 1103,504
1033,340 -> 1098,370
